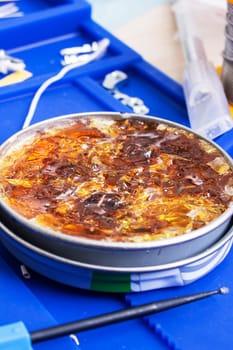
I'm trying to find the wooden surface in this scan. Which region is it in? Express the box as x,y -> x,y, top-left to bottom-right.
113,2 -> 226,83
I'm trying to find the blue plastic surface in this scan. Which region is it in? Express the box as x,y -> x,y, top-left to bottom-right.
0,246 -> 79,350
0,1 -> 88,30
0,322 -> 32,350
0,1 -> 233,350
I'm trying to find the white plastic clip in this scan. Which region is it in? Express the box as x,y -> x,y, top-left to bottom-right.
60,41 -> 99,66
102,70 -> 150,115
0,3 -> 23,18
0,49 -> 25,74
102,70 -> 128,90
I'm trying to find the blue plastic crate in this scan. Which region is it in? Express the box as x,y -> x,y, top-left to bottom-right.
0,0 -> 88,29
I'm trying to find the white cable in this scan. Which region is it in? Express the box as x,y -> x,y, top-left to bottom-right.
22,38 -> 110,129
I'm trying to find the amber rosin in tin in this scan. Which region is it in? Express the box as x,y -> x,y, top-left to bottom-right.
0,112 -> 232,275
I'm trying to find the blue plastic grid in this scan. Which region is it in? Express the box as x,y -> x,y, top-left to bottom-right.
0,0 -> 88,29
0,1 -> 233,349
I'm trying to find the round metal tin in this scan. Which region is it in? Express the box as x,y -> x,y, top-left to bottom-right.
0,220 -> 232,293
0,112 -> 232,269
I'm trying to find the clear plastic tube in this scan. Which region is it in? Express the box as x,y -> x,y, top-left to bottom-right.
173,0 -> 233,139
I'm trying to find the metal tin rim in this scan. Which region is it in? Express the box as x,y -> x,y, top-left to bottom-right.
0,111 -> 232,251
223,50 -> 233,62
0,219 -> 232,273
227,13 -> 233,27
225,25 -> 233,41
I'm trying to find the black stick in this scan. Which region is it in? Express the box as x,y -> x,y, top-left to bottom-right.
30,287 -> 229,344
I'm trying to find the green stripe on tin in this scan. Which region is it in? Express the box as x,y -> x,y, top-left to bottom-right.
91,272 -> 131,293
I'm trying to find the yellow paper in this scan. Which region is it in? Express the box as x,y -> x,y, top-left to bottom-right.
0,70 -> 32,87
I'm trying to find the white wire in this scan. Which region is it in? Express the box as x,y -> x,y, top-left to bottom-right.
22,38 -> 110,129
